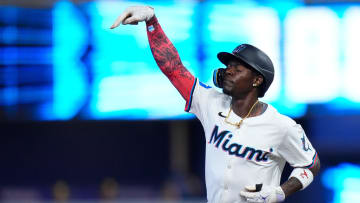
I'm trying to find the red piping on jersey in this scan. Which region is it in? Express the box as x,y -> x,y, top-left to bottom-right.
146,16 -> 195,104
185,78 -> 197,112
306,151 -> 318,169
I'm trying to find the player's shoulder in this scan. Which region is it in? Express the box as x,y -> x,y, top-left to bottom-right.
267,105 -> 297,128
196,80 -> 224,96
195,80 -> 230,106
266,105 -> 305,139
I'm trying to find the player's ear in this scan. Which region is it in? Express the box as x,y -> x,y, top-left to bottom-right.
252,74 -> 264,87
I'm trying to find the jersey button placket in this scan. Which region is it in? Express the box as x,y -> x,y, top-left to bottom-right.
221,158 -> 232,202
227,157 -> 234,170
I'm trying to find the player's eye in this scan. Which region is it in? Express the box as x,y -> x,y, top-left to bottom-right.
227,63 -> 241,69
235,67 -> 242,72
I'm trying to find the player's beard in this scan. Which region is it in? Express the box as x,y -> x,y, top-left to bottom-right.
222,78 -> 234,96
222,87 -> 232,96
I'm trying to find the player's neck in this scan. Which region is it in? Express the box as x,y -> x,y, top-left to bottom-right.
231,95 -> 261,118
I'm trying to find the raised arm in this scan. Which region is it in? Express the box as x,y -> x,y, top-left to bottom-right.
145,16 -> 195,101
111,6 -> 195,102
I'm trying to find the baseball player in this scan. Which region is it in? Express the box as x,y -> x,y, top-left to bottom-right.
111,6 -> 320,203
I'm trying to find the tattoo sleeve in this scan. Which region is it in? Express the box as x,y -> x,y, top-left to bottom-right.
146,16 -> 195,102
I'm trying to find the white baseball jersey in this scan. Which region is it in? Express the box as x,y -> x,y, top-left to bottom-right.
185,79 -> 317,203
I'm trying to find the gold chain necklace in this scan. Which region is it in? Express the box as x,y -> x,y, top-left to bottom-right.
225,100 -> 259,128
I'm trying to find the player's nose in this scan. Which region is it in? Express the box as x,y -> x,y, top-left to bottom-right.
225,66 -> 235,76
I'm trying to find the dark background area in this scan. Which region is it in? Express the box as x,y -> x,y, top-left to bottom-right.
1,116 -> 359,202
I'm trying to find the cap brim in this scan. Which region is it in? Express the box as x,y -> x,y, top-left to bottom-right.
217,52 -> 238,66
217,52 -> 251,68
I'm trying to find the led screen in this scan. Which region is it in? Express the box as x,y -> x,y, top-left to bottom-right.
1,1 -> 360,120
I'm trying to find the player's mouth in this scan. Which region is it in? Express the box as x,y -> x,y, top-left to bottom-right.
223,79 -> 233,87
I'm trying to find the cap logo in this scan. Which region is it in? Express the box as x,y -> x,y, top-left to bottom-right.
233,44 -> 247,54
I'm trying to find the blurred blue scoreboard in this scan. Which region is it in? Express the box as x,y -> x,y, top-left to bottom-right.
1,0 -> 360,120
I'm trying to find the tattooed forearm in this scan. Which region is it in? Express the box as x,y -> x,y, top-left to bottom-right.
146,16 -> 195,101
281,177 -> 303,198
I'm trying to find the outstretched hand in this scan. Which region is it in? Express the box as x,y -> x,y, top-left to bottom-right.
110,6 -> 154,29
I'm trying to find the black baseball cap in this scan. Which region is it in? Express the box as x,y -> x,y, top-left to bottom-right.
217,44 -> 274,97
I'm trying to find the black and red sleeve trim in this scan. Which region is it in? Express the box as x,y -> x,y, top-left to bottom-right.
185,78 -> 197,112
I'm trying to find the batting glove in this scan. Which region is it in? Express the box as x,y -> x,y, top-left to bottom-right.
240,185 -> 285,203
110,6 -> 154,28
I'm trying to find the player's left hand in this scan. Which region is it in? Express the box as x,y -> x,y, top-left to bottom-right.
110,5 -> 155,28
240,184 -> 285,203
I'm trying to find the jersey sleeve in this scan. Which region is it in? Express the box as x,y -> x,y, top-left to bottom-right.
278,122 -> 318,168
185,79 -> 214,123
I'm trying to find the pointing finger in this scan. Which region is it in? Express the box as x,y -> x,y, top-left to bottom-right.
110,11 -> 131,29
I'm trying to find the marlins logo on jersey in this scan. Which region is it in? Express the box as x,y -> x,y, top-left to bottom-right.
209,125 -> 272,162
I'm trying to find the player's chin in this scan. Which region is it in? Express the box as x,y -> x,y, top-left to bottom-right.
222,87 -> 232,96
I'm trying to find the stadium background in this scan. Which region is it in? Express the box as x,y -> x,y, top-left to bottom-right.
1,0 -> 360,202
